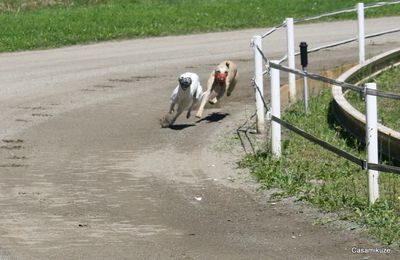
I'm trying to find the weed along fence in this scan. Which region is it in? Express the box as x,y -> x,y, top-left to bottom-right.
248,1 -> 400,204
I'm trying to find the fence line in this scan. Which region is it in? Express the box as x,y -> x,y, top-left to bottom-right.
245,80 -> 400,176
295,0 -> 400,24
250,75 -> 400,176
294,6 -> 357,24
271,116 -> 366,168
279,27 -> 400,64
271,116 -> 400,175
364,0 -> 400,9
266,54 -> 400,100
252,1 -> 400,204
260,1 -> 400,40
261,22 -> 286,38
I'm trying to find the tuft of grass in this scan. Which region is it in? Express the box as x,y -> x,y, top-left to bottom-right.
239,89 -> 400,247
1,0 -> 400,52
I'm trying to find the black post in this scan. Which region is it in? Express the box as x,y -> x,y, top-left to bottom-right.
299,42 -> 308,69
299,42 -> 309,114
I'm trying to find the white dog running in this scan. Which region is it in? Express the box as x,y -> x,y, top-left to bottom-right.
162,72 -> 203,127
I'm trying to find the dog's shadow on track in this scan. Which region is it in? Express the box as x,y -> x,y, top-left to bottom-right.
168,124 -> 196,130
196,112 -> 230,123
162,112 -> 229,131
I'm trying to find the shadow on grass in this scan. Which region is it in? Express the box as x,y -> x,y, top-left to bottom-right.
327,101 -> 365,152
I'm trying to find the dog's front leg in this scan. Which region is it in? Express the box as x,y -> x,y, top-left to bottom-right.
209,85 -> 225,104
187,98 -> 198,119
226,77 -> 237,97
169,101 -> 176,114
169,86 -> 179,114
196,89 -> 210,118
170,105 -> 184,126
196,72 -> 215,118
225,76 -> 232,97
187,99 -> 194,119
186,106 -> 192,119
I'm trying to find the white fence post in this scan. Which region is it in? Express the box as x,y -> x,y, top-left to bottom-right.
286,18 -> 296,102
357,2 -> 365,64
271,60 -> 281,157
253,35 -> 265,134
365,83 -> 379,204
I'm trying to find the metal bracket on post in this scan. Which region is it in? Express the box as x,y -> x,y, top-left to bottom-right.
266,111 -> 272,121
361,85 -> 367,101
299,41 -> 309,115
250,38 -> 255,48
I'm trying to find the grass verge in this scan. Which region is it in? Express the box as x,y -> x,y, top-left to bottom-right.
1,0 -> 400,52
239,89 -> 400,246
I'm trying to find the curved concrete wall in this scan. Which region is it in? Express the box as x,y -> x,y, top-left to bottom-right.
331,48 -> 400,161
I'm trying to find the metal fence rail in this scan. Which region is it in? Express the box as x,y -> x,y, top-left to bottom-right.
294,0 -> 400,24
246,75 -> 400,175
260,1 -> 400,40
268,60 -> 400,100
278,27 -> 400,64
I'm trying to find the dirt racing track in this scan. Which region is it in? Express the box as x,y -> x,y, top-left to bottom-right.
0,17 -> 399,259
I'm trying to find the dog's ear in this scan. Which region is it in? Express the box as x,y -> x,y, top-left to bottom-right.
225,61 -> 230,68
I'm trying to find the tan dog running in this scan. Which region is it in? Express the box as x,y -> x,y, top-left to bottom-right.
195,60 -> 238,118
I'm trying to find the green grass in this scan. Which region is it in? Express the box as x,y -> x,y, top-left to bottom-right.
346,66 -> 400,131
1,0 -> 400,52
239,89 -> 400,246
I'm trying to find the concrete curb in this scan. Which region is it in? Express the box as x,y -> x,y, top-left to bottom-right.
331,48 -> 400,161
